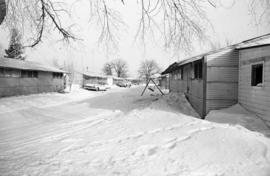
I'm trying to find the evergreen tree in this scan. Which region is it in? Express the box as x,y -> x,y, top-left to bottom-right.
5,28 -> 24,60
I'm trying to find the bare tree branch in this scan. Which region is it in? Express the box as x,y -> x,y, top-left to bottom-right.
3,0 -> 217,53
249,0 -> 270,26
4,0 -> 76,48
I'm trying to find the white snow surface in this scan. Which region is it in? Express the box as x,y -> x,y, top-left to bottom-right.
206,104 -> 270,137
0,87 -> 270,176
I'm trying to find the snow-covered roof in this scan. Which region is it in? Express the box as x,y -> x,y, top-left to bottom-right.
0,57 -> 65,73
163,33 -> 270,74
236,33 -> 270,49
162,45 -> 238,74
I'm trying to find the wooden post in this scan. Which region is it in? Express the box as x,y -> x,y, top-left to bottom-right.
141,78 -> 165,96
151,79 -> 164,95
141,79 -> 151,96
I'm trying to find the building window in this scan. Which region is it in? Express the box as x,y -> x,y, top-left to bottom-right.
173,68 -> 184,80
53,72 -> 63,79
180,67 -> 184,80
251,63 -> 263,87
33,71 -> 38,78
0,68 -> 4,77
0,68 -> 21,78
194,60 -> 203,79
21,70 -> 38,78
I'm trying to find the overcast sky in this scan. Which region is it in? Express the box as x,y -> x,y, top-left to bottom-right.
0,0 -> 269,77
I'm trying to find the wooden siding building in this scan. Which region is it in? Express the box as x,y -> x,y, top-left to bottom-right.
237,36 -> 270,122
163,46 -> 239,118
0,58 -> 65,97
163,33 -> 270,119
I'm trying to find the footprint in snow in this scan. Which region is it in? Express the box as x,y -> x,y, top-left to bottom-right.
132,145 -> 158,157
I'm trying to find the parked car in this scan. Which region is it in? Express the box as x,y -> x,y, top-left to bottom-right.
116,81 -> 131,88
84,83 -> 107,91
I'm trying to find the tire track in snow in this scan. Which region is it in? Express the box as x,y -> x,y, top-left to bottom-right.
0,111 -> 121,154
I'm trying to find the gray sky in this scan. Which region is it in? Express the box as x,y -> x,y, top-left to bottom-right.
0,0 -> 268,77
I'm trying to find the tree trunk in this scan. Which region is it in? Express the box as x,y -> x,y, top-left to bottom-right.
0,0 -> 6,25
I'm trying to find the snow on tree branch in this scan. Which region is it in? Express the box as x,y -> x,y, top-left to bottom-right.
4,0 -> 76,48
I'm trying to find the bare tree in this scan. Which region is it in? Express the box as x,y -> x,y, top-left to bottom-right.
111,59 -> 128,78
102,62 -> 113,76
2,0 -> 218,52
138,59 -> 161,82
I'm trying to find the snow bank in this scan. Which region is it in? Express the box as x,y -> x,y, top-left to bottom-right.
0,88 -> 106,113
149,92 -> 200,118
206,104 -> 270,137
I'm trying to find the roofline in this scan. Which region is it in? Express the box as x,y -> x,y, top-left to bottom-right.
162,32 -> 270,74
241,33 -> 270,43
0,65 -> 66,73
236,43 -> 270,50
162,44 -> 237,74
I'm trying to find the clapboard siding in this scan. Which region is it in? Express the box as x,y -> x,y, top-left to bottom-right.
207,67 -> 238,82
207,83 -> 238,99
207,48 -> 239,66
239,46 -> 270,121
207,99 -> 237,112
240,45 -> 270,61
205,49 -> 239,114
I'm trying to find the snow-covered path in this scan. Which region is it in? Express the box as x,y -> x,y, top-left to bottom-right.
0,87 -> 270,176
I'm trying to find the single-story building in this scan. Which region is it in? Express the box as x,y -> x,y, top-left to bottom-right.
83,73 -> 113,86
0,57 -> 65,97
236,35 -> 270,122
163,34 -> 270,119
162,46 -> 239,118
126,78 -> 143,85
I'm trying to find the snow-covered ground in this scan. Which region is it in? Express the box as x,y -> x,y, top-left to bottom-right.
206,104 -> 270,137
0,86 -> 270,176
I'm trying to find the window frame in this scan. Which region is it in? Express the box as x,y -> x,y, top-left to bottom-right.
53,72 -> 63,79
0,68 -> 21,78
21,70 -> 39,78
251,61 -> 264,87
193,60 -> 203,80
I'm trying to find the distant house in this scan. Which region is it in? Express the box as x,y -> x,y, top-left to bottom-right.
126,78 -> 143,85
236,35 -> 270,122
83,73 -> 113,86
162,46 -> 239,117
0,58 -> 65,97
